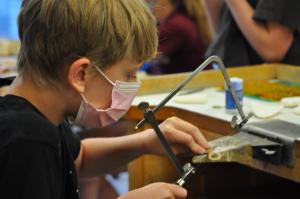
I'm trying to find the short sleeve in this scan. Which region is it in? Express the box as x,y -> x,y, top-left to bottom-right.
253,0 -> 300,31
0,140 -> 61,199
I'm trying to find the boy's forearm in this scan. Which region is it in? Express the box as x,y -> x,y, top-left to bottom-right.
77,131 -> 148,178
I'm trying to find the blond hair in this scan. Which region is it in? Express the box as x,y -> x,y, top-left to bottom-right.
17,0 -> 158,85
172,0 -> 212,46
183,0 -> 212,46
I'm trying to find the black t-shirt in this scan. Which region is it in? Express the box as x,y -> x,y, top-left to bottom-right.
206,0 -> 300,67
0,95 -> 81,199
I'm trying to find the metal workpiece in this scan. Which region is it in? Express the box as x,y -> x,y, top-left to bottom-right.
193,119 -> 300,167
192,128 -> 286,167
192,133 -> 253,165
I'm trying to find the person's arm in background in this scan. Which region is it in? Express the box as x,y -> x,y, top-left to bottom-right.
225,0 -> 294,62
202,0 -> 224,33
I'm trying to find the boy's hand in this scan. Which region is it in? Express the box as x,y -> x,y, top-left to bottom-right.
143,117 -> 210,156
118,182 -> 187,199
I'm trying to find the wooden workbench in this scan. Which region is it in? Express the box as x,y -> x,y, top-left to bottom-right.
125,64 -> 300,198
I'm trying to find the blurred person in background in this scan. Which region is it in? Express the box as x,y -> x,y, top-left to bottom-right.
146,0 -> 212,74
203,0 -> 300,67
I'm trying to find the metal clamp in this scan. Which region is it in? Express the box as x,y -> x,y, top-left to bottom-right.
176,163 -> 196,187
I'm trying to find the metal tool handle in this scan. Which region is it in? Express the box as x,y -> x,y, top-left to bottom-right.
138,102 -> 185,176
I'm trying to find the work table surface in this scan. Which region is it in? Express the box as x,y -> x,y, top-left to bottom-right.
126,64 -> 300,198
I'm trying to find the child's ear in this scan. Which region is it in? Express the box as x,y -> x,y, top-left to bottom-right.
68,58 -> 91,93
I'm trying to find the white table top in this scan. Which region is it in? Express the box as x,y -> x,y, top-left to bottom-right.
133,88 -> 300,125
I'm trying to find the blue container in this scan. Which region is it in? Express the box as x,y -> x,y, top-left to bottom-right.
0,0 -> 21,40
225,77 -> 243,114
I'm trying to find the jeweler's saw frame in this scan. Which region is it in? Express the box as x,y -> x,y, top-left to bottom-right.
135,56 -> 252,187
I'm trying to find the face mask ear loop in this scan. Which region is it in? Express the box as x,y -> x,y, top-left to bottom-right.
79,92 -> 105,111
94,65 -> 116,87
80,93 -> 89,103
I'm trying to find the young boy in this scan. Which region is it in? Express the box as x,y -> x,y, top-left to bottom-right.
0,0 -> 210,198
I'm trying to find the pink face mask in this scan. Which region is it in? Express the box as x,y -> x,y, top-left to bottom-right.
75,67 -> 141,128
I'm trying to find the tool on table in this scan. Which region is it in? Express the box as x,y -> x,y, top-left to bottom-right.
193,119 -> 300,168
135,56 -> 252,187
